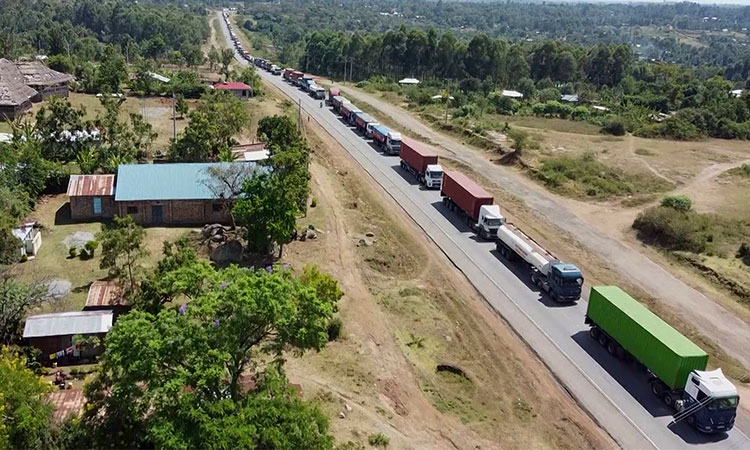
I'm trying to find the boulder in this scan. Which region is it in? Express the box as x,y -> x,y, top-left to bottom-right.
202,224 -> 225,239
305,228 -> 317,240
210,239 -> 243,263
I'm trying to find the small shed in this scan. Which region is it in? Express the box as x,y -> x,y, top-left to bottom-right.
23,310 -> 113,361
15,61 -> 73,100
214,81 -> 252,99
561,94 -> 579,103
0,59 -> 36,119
12,221 -> 42,258
85,281 -> 130,317
231,143 -> 269,162
67,174 -> 116,221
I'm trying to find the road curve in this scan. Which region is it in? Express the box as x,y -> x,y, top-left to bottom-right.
219,13 -> 750,450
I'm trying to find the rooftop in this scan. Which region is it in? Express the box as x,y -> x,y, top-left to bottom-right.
214,81 -> 252,90
23,310 -> 113,338
0,59 -> 38,107
67,174 -> 116,197
15,60 -> 73,87
115,162 -> 262,201
502,90 -> 524,99
85,281 -> 128,308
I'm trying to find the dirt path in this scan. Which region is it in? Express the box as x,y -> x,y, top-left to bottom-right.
332,83 -> 750,369
627,135 -> 676,184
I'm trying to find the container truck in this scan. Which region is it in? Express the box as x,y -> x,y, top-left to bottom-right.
327,88 -> 340,105
585,286 -> 739,433
495,221 -> 583,302
399,139 -> 443,189
365,123 -> 378,139
441,171 -> 503,237
289,71 -> 303,86
302,76 -> 314,91
353,112 -> 378,134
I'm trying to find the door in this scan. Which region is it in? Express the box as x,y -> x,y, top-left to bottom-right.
151,205 -> 163,224
93,197 -> 102,215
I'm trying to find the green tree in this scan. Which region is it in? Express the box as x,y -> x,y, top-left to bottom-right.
207,45 -> 220,72
0,276 -> 46,345
176,95 -> 188,119
34,96 -> 91,162
169,90 -> 250,162
220,48 -> 235,78
0,347 -> 54,449
234,174 -> 298,256
97,215 -> 148,292
79,265 -> 339,449
96,45 -> 127,93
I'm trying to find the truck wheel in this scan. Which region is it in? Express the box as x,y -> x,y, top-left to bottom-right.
589,327 -> 600,340
607,341 -> 618,356
400,161 -> 405,169
650,380 -> 663,396
530,273 -> 537,285
686,415 -> 695,426
662,393 -> 674,407
597,333 -> 608,347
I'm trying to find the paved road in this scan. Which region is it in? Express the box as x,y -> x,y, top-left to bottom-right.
331,82 -> 750,371
219,14 -> 749,450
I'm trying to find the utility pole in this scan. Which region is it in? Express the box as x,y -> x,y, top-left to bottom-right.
172,93 -> 177,140
297,99 -> 302,131
349,59 -> 353,82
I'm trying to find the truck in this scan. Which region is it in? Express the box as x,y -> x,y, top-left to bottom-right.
312,85 -> 326,99
353,112 -> 378,134
441,171 -> 503,238
399,138 -> 443,189
327,88 -> 340,105
302,76 -> 314,91
331,96 -> 348,113
289,71 -> 304,86
340,103 -> 361,123
384,130 -> 402,155
495,222 -> 583,302
585,286 -> 739,433
371,125 -> 390,150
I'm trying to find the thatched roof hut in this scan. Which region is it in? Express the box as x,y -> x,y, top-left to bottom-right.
15,60 -> 73,88
0,59 -> 37,118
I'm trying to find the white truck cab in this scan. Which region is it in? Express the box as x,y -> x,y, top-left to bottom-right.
676,368 -> 739,432
477,204 -> 504,239
424,164 -> 443,189
385,131 -> 402,155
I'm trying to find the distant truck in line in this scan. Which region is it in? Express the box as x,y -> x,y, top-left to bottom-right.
370,125 -> 401,154
327,88 -> 340,105
440,171 -> 503,239
399,139 -> 443,189
585,286 -> 738,433
353,112 -> 378,135
331,96 -> 348,113
340,103 -> 362,125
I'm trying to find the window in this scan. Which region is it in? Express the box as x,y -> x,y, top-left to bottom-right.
212,203 -> 223,213
127,206 -> 138,214
93,197 -> 102,215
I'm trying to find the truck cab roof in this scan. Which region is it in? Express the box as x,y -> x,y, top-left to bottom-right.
693,369 -> 738,398
550,263 -> 583,279
387,131 -> 402,140
426,164 -> 443,173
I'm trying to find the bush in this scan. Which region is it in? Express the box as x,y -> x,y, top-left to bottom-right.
661,195 -> 692,211
68,246 -> 78,258
737,243 -> 750,265
368,433 -> 390,448
601,119 -> 626,136
85,240 -> 99,256
327,317 -> 343,341
20,253 -> 28,263
632,206 -> 713,253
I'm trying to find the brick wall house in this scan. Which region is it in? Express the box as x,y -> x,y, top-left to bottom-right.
67,174 -> 117,221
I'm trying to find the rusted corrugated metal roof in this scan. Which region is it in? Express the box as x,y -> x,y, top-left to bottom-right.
67,174 -> 115,197
85,281 -> 127,308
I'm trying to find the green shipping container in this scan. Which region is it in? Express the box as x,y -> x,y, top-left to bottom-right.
587,286 -> 709,390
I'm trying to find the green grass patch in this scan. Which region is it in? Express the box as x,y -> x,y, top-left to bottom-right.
511,116 -> 601,135
635,148 -> 655,156
728,163 -> 750,178
535,151 -> 673,199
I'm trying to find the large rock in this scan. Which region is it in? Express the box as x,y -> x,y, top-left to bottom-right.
202,224 -> 225,239
210,239 -> 243,263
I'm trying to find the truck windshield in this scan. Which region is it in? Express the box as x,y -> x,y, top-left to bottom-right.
485,218 -> 504,227
427,171 -> 443,179
562,277 -> 583,286
708,396 -> 739,411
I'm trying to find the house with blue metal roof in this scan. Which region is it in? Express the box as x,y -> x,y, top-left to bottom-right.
112,162 -> 262,225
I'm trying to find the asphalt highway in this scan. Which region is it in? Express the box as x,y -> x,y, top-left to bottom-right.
220,14 -> 750,450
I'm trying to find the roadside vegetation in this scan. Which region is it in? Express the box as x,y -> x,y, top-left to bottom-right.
633,194 -> 750,307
